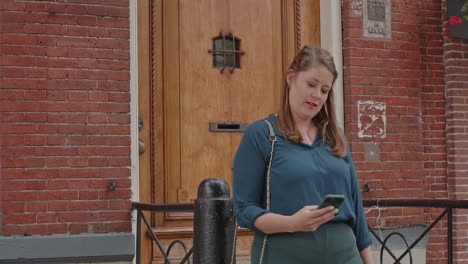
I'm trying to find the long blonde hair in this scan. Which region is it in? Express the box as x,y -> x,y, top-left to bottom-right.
277,45 -> 346,157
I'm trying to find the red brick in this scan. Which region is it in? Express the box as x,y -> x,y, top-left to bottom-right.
58,212 -> 100,223
68,136 -> 87,145
3,192 -> 37,202
4,213 -> 37,224
99,125 -> 130,135
88,157 -> 109,166
2,200 -> 26,214
100,211 -> 130,221
69,223 -> 90,234
0,124 -> 37,134
48,201 -> 69,211
87,5 -> 108,16
46,47 -> 68,57
37,190 -> 78,201
78,190 -> 99,200
96,17 -> 128,28
1,33 -> 38,45
46,180 -> 69,190
107,115 -> 130,124
97,103 -> 129,113
98,189 -> 131,200
66,25 -> 89,36
92,222 -> 130,233
67,91 -> 89,101
46,91 -> 67,101
69,201 -> 109,211
77,16 -> 98,26
108,92 -> 130,102
97,60 -> 129,71
47,24 -> 68,35
1,55 -> 38,67
66,4 -> 87,15
26,202 -> 48,213
88,92 -> 109,101
107,28 -> 130,38
36,57 -> 97,69
96,38 -> 129,49
107,6 -> 129,17
108,200 -> 131,210
46,223 -> 68,234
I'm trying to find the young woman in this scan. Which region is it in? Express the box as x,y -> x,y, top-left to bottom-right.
233,45 -> 373,264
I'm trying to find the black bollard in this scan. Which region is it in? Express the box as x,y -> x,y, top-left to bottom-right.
193,178 -> 235,264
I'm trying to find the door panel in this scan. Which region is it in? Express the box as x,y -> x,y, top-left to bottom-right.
169,0 -> 284,208
175,0 -> 232,205
229,0 -> 282,162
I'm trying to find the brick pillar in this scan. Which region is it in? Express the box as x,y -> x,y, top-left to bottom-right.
443,0 -> 468,263
342,1 -> 449,263
420,1 -> 448,262
342,0 -> 426,225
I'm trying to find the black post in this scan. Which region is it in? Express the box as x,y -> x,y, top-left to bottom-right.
136,209 -> 141,264
193,178 -> 235,264
448,207 -> 453,264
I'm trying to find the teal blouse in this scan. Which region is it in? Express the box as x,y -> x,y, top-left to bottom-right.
233,115 -> 372,251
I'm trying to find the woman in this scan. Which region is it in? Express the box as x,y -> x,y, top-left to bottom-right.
233,45 -> 373,264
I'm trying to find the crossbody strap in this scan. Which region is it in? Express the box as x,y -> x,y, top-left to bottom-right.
259,119 -> 277,264
262,119 -> 276,211
231,119 -> 277,264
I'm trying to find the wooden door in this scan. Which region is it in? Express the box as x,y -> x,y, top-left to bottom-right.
138,0 -> 320,262
173,0 -> 282,209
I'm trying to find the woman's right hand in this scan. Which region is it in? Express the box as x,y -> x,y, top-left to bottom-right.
288,205 -> 337,232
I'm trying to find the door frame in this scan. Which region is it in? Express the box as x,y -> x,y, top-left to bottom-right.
139,0 -> 319,223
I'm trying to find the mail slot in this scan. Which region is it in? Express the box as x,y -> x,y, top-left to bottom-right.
209,122 -> 247,132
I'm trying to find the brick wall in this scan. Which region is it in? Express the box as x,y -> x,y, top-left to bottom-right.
0,0 -> 132,236
343,0 -> 433,220
342,0 -> 450,263
443,0 -> 468,262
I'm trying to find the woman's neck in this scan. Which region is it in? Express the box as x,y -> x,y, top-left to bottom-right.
295,118 -> 317,143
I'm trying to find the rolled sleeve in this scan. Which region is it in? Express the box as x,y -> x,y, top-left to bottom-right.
233,121 -> 271,235
234,204 -> 269,235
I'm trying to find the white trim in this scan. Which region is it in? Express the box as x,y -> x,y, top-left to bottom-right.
320,0 -> 344,130
129,0 -> 139,263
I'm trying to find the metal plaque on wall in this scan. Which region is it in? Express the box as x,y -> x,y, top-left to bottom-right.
447,0 -> 468,39
363,0 -> 391,39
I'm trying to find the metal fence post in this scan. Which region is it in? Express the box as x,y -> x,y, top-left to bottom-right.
135,209 -> 141,264
448,207 -> 453,264
193,178 -> 235,264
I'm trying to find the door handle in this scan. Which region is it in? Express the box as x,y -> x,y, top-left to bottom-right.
138,139 -> 146,154
209,122 -> 247,132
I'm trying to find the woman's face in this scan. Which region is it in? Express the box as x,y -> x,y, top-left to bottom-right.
286,65 -> 334,122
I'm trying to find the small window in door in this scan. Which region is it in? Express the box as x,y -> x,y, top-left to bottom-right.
208,32 -> 244,73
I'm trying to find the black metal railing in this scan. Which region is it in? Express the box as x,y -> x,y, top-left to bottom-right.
133,202 -> 194,264
363,199 -> 468,264
133,197 -> 468,264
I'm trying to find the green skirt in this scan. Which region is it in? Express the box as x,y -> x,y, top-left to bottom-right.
251,222 -> 363,264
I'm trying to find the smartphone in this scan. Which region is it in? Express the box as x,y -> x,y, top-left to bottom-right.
318,194 -> 345,209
